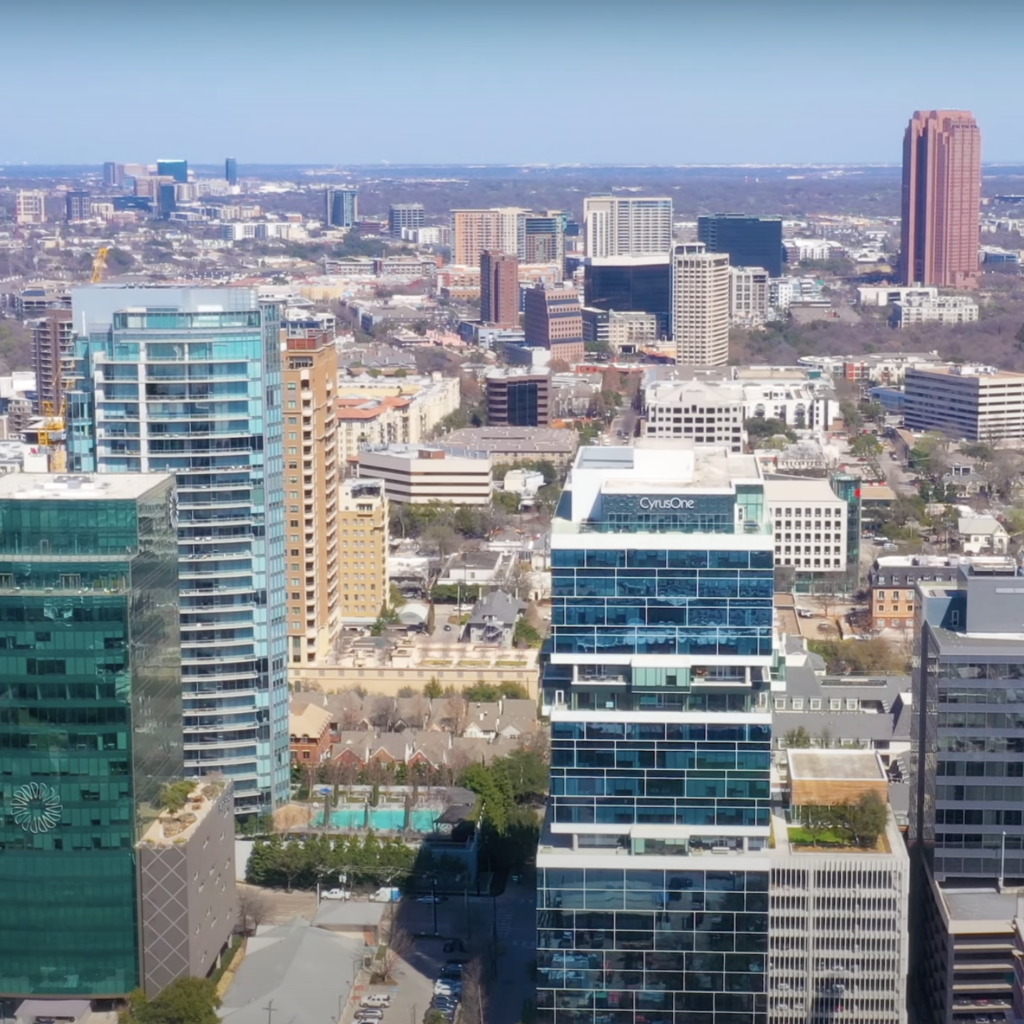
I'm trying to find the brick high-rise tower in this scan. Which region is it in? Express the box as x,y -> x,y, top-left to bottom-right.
900,110 -> 981,289
480,250 -> 520,327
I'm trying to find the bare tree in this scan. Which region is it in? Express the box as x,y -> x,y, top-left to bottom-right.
402,694 -> 430,730
367,696 -> 399,731
461,956 -> 489,1024
376,926 -> 414,983
237,886 -> 273,936
443,693 -> 470,735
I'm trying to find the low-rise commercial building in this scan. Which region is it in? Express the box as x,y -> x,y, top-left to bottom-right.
441,426 -> 578,467
356,446 -> 492,505
485,369 -> 551,427
764,477 -> 849,576
868,555 -> 969,630
904,363 -> 1024,441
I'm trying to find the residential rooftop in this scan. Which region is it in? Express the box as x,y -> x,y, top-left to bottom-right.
138,779 -> 229,847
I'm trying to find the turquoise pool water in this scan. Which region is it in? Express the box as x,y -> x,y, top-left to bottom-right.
312,806 -> 439,831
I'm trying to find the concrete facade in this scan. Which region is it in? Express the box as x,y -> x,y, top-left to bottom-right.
137,781 -> 237,997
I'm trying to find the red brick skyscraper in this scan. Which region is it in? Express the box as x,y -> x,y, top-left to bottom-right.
901,110 -> 981,289
480,250 -> 520,327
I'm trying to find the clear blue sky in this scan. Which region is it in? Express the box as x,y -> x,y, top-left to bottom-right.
4,0 -> 1021,166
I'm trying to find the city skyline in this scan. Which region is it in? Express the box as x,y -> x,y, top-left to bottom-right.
1,0 -> 1022,165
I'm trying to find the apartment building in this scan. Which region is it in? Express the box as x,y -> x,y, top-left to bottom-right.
336,374 -> 461,462
893,294 -> 979,328
904,363 -> 1024,441
583,195 -> 673,258
481,250 -> 520,328
67,286 -> 289,815
867,555 -> 968,630
29,308 -> 73,414
283,331 -> 339,664
769,751 -> 909,1024
337,478 -> 388,623
729,266 -> 770,325
764,478 -> 849,574
15,189 -> 46,224
607,310 -> 659,354
671,243 -> 730,366
356,446 -> 492,505
451,207 -> 528,266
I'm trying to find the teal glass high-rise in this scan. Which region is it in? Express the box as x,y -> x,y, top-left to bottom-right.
66,287 -> 289,815
0,473 -> 181,998
539,442 -> 776,1024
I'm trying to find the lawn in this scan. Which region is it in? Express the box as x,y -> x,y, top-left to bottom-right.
788,826 -> 847,846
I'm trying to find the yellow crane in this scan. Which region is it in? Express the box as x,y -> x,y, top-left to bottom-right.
91,246 -> 110,283
36,247 -> 107,463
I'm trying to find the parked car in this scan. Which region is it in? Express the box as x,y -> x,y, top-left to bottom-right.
322,888 -> 352,901
361,996 -> 392,1009
356,1011 -> 384,1020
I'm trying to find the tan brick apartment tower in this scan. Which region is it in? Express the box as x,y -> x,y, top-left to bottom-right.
670,242 -> 730,366
481,250 -> 520,327
337,477 -> 389,624
283,329 -> 339,664
900,110 -> 981,289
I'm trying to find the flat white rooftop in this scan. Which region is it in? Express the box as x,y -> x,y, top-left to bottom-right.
0,473 -> 173,501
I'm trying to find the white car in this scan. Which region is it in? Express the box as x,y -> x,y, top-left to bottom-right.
361,996 -> 391,1009
322,888 -> 352,901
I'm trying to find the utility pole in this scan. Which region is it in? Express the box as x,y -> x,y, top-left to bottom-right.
263,1001 -> 277,1024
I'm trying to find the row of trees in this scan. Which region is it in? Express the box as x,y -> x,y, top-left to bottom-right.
246,832 -> 417,891
799,792 -> 888,849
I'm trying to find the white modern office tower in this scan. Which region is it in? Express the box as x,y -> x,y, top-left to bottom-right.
66,286 -> 289,816
584,196 -> 674,258
769,750 -> 910,1024
671,243 -> 731,366
539,440 -> 777,1024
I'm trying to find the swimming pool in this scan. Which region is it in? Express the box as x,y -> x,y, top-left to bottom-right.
312,806 -> 439,831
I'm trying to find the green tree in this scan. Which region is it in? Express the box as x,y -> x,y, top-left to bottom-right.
850,434 -> 882,459
121,978 -> 221,1024
745,417 -> 796,444
832,792 -> 888,848
839,401 -> 863,432
497,749 -> 549,803
800,805 -> 833,845
784,727 -> 812,749
513,619 -> 542,648
423,677 -> 444,699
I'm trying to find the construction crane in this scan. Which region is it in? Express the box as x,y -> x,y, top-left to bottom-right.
35,248 -> 106,463
91,246 -> 110,283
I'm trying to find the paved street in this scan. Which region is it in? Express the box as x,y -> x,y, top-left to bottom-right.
384,885 -> 536,1024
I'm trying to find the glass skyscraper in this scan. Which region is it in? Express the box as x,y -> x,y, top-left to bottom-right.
0,473 -> 181,998
67,287 -> 288,815
539,442 -> 775,1024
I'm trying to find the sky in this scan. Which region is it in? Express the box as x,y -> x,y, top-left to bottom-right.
3,0 -> 1023,166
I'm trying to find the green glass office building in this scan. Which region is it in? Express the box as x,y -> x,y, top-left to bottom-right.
0,473 -> 182,1000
